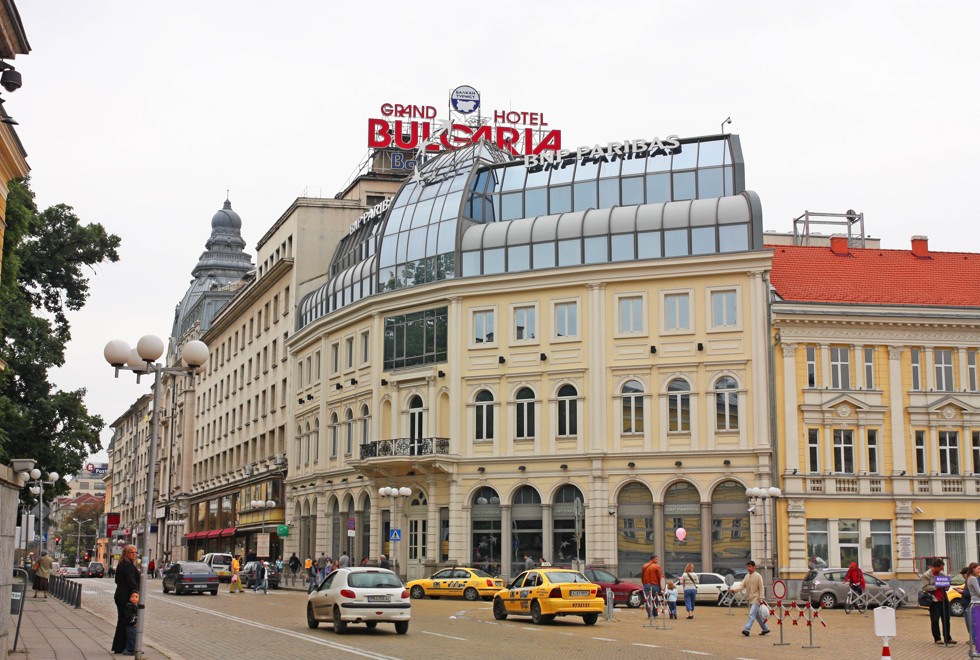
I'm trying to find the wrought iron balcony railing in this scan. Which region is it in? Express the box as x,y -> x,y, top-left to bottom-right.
359,437 -> 450,459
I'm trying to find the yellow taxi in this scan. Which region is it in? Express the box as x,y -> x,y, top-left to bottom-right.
492,568 -> 604,625
406,566 -> 504,601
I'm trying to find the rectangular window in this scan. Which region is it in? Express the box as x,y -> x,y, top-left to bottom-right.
345,337 -> 354,369
806,519 -> 829,568
939,431 -> 959,475
663,292 -> 690,332
914,520 -> 935,558
806,347 -> 817,388
710,290 -> 737,328
618,296 -> 644,333
554,301 -> 578,338
935,349 -> 954,391
833,429 -> 854,473
513,305 -> 537,341
838,519 -> 859,567
330,344 -> 339,373
915,430 -> 927,475
473,309 -> 495,344
361,331 -> 370,364
870,520 -> 893,572
867,429 -> 879,474
830,346 -> 850,389
315,351 -> 321,379
969,350 -> 978,392
911,349 -> 921,391
808,429 -> 820,473
864,347 -> 875,389
383,307 -> 449,371
973,431 -> 980,474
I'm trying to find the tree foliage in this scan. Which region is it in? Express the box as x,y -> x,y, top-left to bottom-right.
56,500 -> 104,564
0,178 -> 121,495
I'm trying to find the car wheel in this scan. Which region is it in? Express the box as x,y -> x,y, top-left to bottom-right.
394,621 -> 409,635
493,597 -> 508,621
365,621 -> 378,630
210,590 -> 218,596
463,587 -> 480,602
530,601 -> 545,625
175,587 -> 181,596
583,612 -> 599,625
951,599 -> 965,617
819,593 -> 837,609
332,606 -> 347,634
307,604 -> 319,629
163,584 -> 169,594
410,585 -> 425,599
627,590 -> 643,608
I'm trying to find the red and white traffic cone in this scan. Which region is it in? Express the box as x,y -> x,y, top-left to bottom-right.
880,642 -> 891,659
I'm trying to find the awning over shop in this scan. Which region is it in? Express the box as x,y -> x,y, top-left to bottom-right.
219,527 -> 236,537
185,532 -> 202,540
206,530 -> 222,538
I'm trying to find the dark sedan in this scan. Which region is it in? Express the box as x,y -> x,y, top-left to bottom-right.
162,561 -> 219,595
242,561 -> 281,589
86,562 -> 105,578
581,567 -> 644,608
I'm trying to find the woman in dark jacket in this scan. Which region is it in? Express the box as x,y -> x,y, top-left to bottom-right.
112,545 -> 141,654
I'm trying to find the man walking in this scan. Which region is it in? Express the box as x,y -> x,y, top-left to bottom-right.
289,553 -> 300,585
253,561 -> 268,594
339,550 -> 350,568
737,560 -> 770,636
641,554 -> 664,617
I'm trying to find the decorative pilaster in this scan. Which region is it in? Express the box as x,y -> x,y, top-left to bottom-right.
781,343 -> 800,471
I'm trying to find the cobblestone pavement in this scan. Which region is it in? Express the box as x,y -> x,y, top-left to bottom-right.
73,579 -> 975,659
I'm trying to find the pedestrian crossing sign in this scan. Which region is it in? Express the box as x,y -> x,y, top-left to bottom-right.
389,529 -> 401,542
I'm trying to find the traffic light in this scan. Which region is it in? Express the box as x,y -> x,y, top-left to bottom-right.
55,536 -> 61,545
84,552 -> 89,561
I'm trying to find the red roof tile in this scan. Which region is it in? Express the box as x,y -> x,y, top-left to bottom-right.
769,244 -> 980,307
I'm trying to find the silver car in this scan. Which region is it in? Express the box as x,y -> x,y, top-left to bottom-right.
307,567 -> 410,635
799,567 -> 904,609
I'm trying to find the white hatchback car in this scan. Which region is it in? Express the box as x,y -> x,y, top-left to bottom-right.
306,567 -> 410,635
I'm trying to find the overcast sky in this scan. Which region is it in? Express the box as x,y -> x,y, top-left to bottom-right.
11,1 -> 980,462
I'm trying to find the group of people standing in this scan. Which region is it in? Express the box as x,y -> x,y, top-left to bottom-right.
920,557 -> 980,647
301,550 -> 356,591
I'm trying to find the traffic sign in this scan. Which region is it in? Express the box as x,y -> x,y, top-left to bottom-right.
347,530 -> 355,538
389,529 -> 401,542
347,517 -> 356,531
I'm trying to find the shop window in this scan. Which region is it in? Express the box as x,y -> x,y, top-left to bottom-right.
870,521 -> 892,572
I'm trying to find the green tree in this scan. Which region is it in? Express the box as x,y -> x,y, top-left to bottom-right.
0,178 -> 120,497
55,501 -> 103,565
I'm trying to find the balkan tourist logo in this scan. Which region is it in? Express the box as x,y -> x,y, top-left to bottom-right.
450,85 -> 480,114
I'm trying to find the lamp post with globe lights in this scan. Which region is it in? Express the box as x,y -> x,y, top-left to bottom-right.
104,334 -> 208,660
745,486 -> 782,584
251,499 -> 277,558
379,486 -> 411,578
20,468 -> 67,555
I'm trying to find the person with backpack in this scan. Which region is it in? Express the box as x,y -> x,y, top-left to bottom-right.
843,562 -> 865,595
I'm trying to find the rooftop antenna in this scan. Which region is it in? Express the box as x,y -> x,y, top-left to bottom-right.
721,116 -> 732,135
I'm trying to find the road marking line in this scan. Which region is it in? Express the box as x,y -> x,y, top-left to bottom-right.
422,631 -> 466,641
148,596 -> 402,659
680,652 -> 712,656
592,637 -> 617,642
521,626 -> 542,631
633,643 -> 662,649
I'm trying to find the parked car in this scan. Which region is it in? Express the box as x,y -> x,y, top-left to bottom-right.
407,566 -> 503,601
580,567 -> 644,608
307,567 -> 410,634
682,572 -> 729,603
201,553 -> 233,583
162,561 -> 220,595
799,567 -> 904,609
717,569 -> 749,603
242,561 -> 281,589
86,562 -> 105,578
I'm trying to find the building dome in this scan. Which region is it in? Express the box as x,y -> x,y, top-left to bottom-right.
212,198 -> 242,230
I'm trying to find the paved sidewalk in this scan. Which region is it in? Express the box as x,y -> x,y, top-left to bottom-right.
8,595 -> 176,659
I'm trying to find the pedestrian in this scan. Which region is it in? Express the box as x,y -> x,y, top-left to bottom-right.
964,562 -> 980,648
379,554 -> 390,570
843,561 -> 865,596
524,554 -> 534,571
253,561 -> 268,594
339,550 -> 350,568
32,550 -> 53,598
735,560 -> 770,636
276,555 -> 284,574
122,591 -> 140,656
665,580 -> 679,619
680,563 -> 699,619
289,553 -> 300,584
304,555 -> 313,578
332,559 -> 340,573
317,552 -> 327,573
920,557 -> 956,645
640,554 -> 664,618
360,556 -> 369,567
229,554 -> 243,593
148,558 -> 155,579
246,548 -> 257,563
111,545 -> 141,654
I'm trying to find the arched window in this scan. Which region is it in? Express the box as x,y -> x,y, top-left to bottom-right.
472,487 -> 501,569
515,387 -> 535,439
622,380 -> 644,434
714,376 -> 738,431
667,379 -> 690,432
313,419 -> 320,463
360,404 -> 370,447
512,485 -> 543,563
557,384 -> 578,437
553,484 -> 586,562
304,422 -> 311,465
409,395 -> 423,455
345,408 -> 355,455
295,424 -> 303,467
475,389 -> 494,441
330,413 -> 339,457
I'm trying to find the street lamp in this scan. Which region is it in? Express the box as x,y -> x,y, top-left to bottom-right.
745,486 -> 782,584
379,486 -> 411,578
21,468 -> 64,555
251,499 -> 277,559
104,334 -> 208,660
72,518 -> 94,566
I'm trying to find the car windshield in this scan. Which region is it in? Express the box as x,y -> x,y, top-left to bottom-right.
180,562 -> 211,572
469,568 -> 492,578
546,571 -> 590,584
348,572 -> 402,589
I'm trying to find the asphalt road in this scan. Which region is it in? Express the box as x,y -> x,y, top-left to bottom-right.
73,578 -> 972,659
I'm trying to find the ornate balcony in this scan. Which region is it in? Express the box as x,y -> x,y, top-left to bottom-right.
359,437 -> 450,458
352,437 -> 453,478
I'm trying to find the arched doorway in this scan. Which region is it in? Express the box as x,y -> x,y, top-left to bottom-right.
663,481 -> 702,576
471,486 -> 501,574
617,482 -> 653,579
552,484 -> 585,565
711,480 -> 750,576
511,485 -> 542,565
406,488 -> 428,580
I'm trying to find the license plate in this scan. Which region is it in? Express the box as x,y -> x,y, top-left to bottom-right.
570,590 -> 590,597
367,595 -> 391,603
573,602 -> 592,607
194,584 -> 206,588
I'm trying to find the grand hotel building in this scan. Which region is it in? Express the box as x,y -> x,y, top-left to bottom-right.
285,134 -> 776,580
